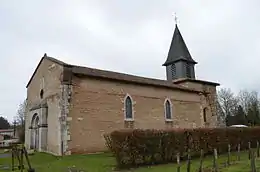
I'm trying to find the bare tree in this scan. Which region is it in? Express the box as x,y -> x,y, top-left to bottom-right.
216,99 -> 226,127
239,90 -> 260,126
15,100 -> 27,126
14,100 -> 27,142
217,88 -> 260,126
217,88 -> 239,126
237,89 -> 253,114
218,88 -> 238,116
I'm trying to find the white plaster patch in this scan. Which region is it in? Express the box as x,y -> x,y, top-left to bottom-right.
65,151 -> 71,155
48,64 -> 56,70
66,135 -> 71,141
77,117 -> 83,121
66,117 -> 72,121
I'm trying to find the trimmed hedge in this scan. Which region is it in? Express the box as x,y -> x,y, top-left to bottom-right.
105,127 -> 260,168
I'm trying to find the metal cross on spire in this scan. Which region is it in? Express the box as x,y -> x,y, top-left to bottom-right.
174,12 -> 178,25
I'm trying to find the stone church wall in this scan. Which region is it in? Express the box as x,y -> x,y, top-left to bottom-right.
67,76 -> 207,154
25,58 -> 63,155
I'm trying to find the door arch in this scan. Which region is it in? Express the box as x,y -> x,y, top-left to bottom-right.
30,113 -> 40,150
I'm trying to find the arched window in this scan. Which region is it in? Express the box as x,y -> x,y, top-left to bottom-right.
124,95 -> 133,120
31,113 -> 38,128
164,99 -> 172,120
203,108 -> 207,123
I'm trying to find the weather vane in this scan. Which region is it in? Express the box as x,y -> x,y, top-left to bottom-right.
174,12 -> 178,25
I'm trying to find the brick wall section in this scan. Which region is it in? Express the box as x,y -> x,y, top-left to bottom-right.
174,81 -> 218,127
68,76 -> 207,154
25,58 -> 63,155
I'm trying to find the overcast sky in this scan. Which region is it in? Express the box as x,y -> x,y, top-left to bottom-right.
1,0 -> 260,122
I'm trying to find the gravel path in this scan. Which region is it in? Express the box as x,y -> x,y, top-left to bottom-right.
0,154 -> 11,170
0,153 -> 11,158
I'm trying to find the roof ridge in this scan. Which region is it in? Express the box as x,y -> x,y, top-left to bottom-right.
72,65 -> 168,82
26,54 -> 203,93
45,55 -> 71,66
71,65 -> 201,93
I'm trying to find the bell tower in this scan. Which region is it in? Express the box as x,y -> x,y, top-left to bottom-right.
163,23 -> 197,81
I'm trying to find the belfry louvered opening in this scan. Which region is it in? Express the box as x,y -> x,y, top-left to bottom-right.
186,63 -> 191,78
171,64 -> 176,79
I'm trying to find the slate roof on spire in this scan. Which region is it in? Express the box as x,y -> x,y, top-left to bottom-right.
163,24 -> 197,66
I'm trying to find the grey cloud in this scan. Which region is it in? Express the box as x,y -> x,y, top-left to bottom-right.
1,0 -> 260,121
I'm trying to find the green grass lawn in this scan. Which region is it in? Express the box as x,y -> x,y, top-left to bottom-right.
0,150 -> 258,172
220,159 -> 260,172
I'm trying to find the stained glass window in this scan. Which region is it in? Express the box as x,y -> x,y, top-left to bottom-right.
125,96 -> 133,119
203,108 -> 207,122
165,100 -> 172,120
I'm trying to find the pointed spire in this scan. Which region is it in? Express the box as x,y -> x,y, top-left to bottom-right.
163,23 -> 197,66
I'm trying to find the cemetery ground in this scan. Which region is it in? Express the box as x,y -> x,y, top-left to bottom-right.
0,149 -> 259,172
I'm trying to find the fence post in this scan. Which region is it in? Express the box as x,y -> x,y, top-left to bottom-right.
21,148 -> 24,172
11,148 -> 14,171
198,149 -> 204,172
213,148 -> 218,172
249,142 -> 251,160
257,141 -> 260,158
187,149 -> 191,172
250,149 -> 256,172
237,143 -> 241,161
227,144 -> 231,166
176,152 -> 180,172
253,150 -> 257,172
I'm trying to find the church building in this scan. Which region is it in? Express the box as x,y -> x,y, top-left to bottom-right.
24,24 -> 220,156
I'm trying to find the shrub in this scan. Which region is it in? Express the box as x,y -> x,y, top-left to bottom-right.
104,133 -> 113,151
105,127 -> 260,168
